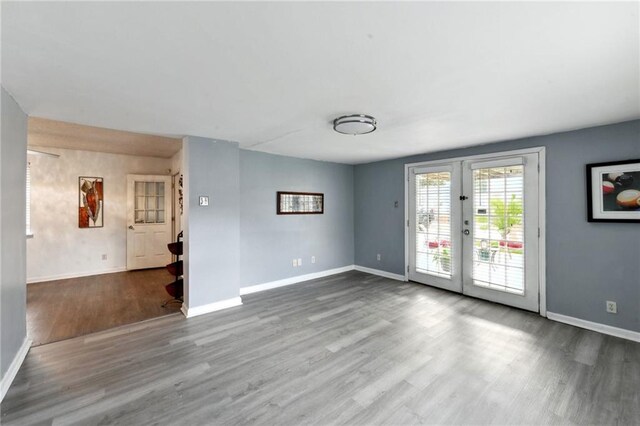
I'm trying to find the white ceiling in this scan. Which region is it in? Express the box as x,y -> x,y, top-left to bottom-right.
2,2 -> 639,164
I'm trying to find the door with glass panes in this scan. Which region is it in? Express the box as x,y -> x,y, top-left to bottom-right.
408,164 -> 462,293
126,174 -> 172,270
409,153 -> 540,312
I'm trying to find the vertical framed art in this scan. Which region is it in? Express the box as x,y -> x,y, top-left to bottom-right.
79,176 -> 104,228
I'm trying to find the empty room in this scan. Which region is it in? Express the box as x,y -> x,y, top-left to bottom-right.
1,1 -> 639,425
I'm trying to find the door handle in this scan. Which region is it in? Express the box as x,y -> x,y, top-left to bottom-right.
128,225 -> 135,230
463,229 -> 470,235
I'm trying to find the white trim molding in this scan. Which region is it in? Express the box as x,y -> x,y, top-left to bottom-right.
537,148 -> 547,316
354,265 -> 406,282
27,267 -> 127,284
1,337 -> 32,402
547,312 -> 640,343
240,265 -> 355,295
181,297 -> 243,318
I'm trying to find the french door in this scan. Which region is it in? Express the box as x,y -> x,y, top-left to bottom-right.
408,152 -> 541,312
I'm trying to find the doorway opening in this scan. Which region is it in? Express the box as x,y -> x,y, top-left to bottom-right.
26,118 -> 184,346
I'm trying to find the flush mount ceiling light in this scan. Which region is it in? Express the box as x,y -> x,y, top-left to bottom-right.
333,114 -> 377,135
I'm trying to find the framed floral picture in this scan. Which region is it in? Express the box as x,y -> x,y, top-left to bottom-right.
586,159 -> 640,223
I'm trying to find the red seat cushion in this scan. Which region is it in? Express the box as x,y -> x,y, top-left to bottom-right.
499,240 -> 523,249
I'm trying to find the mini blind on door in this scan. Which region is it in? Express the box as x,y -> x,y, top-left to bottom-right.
472,165 -> 525,294
414,170 -> 452,278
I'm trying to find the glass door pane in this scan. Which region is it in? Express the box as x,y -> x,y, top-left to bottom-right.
134,181 -> 166,224
471,165 -> 525,294
415,171 -> 452,278
408,163 -> 462,293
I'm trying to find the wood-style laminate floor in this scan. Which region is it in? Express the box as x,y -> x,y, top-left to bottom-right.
4,271 -> 639,425
27,268 -> 181,346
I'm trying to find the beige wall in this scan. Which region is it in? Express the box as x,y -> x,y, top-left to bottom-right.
171,147 -> 182,176
27,148 -> 172,282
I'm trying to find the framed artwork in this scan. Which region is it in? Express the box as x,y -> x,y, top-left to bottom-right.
587,159 -> 640,223
277,191 -> 324,215
79,177 -> 104,228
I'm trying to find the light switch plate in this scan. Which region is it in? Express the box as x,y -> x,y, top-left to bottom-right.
199,196 -> 209,206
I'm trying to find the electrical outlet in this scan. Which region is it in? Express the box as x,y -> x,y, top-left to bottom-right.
292,259 -> 297,267
377,254 -> 381,261
298,258 -> 302,266
199,196 -> 209,206
311,256 -> 316,264
606,301 -> 617,314
102,254 -> 107,260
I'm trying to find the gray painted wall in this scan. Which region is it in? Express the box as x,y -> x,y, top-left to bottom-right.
183,136 -> 240,308
355,120 -> 640,332
1,88 -> 28,378
183,141 -> 354,308
239,150 -> 354,286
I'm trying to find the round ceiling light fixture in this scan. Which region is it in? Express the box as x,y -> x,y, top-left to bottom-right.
333,114 -> 377,135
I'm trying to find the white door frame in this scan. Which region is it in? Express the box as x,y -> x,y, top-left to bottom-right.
404,147 -> 546,316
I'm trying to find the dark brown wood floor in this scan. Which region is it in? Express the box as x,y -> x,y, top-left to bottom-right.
27,268 -> 181,346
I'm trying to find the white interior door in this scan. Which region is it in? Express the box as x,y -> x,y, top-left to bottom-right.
462,154 -> 539,311
126,175 -> 172,270
408,163 -> 462,293
408,152 -> 541,312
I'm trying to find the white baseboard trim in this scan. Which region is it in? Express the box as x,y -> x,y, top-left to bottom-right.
354,265 -> 407,282
239,265 -> 355,295
27,267 -> 128,284
181,296 -> 243,318
547,312 -> 640,343
0,337 -> 32,402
